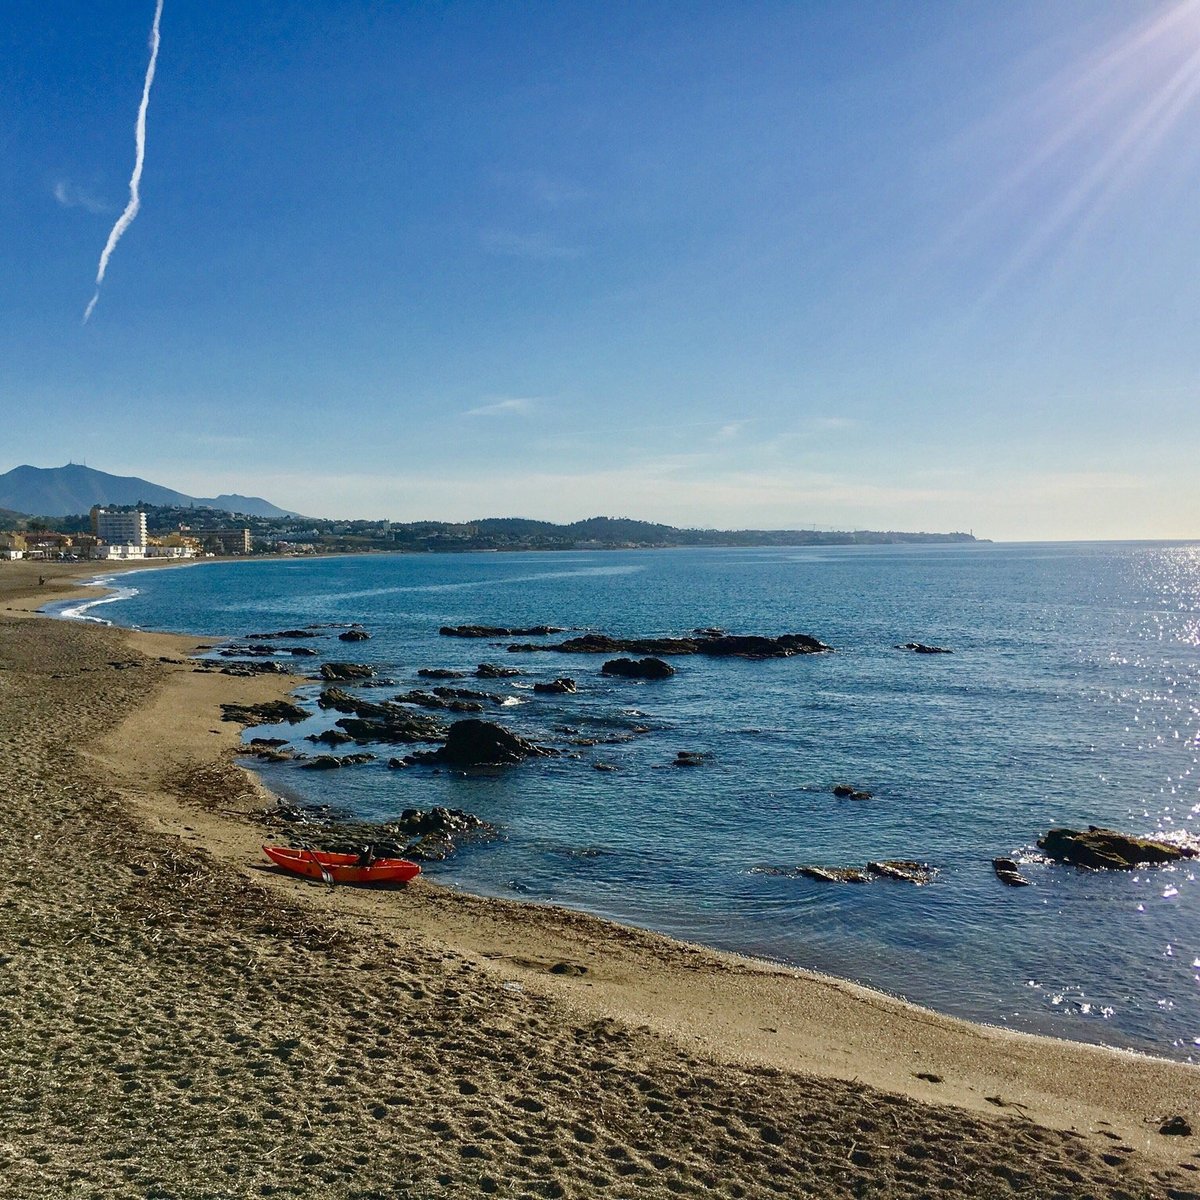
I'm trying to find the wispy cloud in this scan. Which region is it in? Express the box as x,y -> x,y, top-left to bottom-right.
711,421 -> 749,442
480,230 -> 584,261
464,397 -> 536,418
53,180 -> 110,214
83,0 -> 165,324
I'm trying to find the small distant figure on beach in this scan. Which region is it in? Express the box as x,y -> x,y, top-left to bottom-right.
38,575 -> 45,586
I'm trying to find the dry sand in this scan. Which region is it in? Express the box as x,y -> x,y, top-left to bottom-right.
2,559 -> 1199,1198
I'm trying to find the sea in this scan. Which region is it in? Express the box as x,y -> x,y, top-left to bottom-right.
50,541 -> 1200,1062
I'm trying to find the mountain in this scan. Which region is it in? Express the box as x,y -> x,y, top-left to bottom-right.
0,464 -> 300,520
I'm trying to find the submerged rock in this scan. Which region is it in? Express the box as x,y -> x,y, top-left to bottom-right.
245,629 -> 320,639
895,642 -> 952,654
417,667 -> 467,679
601,657 -> 675,680
338,628 -> 371,642
832,784 -> 872,800
671,750 -> 706,767
1036,826 -> 1195,870
393,689 -> 485,714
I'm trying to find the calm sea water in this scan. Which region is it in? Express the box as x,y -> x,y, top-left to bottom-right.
54,543 -> 1200,1060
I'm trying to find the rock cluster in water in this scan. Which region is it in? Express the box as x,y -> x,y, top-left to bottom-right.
895,642 -> 952,654
508,631 -> 830,658
320,662 -> 376,681
440,624 -> 564,638
764,860 -> 937,885
221,700 -> 311,726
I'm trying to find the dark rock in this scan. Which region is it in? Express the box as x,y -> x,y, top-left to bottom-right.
508,631 -> 829,659
992,857 -> 1030,887
798,866 -> 871,883
601,657 -> 675,680
243,745 -> 293,762
335,712 -> 447,744
441,624 -> 563,638
320,662 -> 376,681
249,737 -> 289,747
301,753 -> 375,770
339,628 -> 371,642
476,663 -> 524,679
221,661 -> 293,676
692,627 -> 724,638
1160,1116 -> 1192,1136
307,729 -> 354,746
895,642 -> 952,654
1036,826 -> 1196,870
417,668 -> 467,679
289,646 -> 319,657
387,758 -> 407,769
221,700 -> 312,726
245,630 -> 320,639
393,689 -> 485,714
432,686 -> 505,704
832,784 -> 872,800
672,750 -> 706,767
533,678 -> 577,694
411,719 -> 554,767
867,860 -> 936,885
317,688 -> 392,718
219,645 -> 281,657
592,762 -> 618,772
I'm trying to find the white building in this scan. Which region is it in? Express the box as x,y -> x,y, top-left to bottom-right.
94,509 -> 148,547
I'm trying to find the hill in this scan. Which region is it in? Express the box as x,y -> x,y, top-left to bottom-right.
0,464 -> 299,520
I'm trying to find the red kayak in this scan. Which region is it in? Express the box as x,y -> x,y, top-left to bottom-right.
262,845 -> 421,885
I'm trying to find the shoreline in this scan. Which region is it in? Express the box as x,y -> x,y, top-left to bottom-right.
4,558 -> 1199,1195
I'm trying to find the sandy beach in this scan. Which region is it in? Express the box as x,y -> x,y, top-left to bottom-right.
2,559 -> 1198,1198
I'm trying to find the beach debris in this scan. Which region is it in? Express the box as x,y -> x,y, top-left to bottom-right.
220,700 -> 311,726
832,784 -> 872,800
417,667 -> 467,679
508,631 -> 830,659
301,753 -> 376,770
476,662 -> 524,678
913,1072 -> 944,1083
441,624 -> 564,638
894,642 -> 953,654
339,627 -> 371,641
993,857 -> 1031,886
1036,826 -> 1196,870
320,662 -> 376,681
1159,1115 -> 1192,1136
601,656 -> 675,679
867,860 -> 936,884
534,677 -> 577,694
408,719 -> 555,767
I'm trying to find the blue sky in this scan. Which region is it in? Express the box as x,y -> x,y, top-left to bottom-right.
4,1 -> 1199,538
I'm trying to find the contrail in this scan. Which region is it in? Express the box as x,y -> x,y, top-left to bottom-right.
83,0 -> 164,324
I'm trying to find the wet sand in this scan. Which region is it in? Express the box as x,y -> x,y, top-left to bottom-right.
2,558 -> 1198,1198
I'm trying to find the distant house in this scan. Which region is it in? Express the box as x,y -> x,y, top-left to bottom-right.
0,532 -> 27,560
